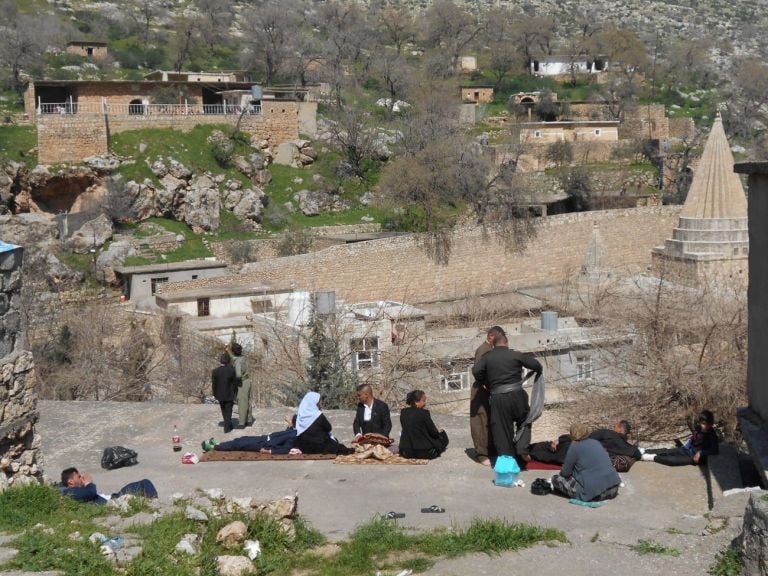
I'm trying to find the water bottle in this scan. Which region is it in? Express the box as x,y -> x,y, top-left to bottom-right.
172,424 -> 182,452
493,455 -> 520,487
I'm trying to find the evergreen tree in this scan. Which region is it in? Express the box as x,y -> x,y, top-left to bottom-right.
300,315 -> 357,409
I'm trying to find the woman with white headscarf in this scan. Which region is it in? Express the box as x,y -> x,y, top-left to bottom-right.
295,391 -> 353,455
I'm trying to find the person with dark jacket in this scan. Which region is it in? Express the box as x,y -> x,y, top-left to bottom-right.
470,326 -> 505,466
205,415 -> 298,454
472,334 -> 543,460
353,384 -> 392,439
590,420 -> 642,461
551,423 -> 621,502
399,390 -> 449,460
294,391 -> 352,455
641,410 -> 719,466
59,467 -> 157,504
529,433 -> 572,465
212,352 -> 237,433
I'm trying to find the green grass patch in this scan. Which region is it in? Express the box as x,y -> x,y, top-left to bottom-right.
0,484 -> 565,576
0,125 -> 37,163
110,125 -> 252,186
709,547 -> 743,576
761,493 -> 768,502
630,539 -> 681,557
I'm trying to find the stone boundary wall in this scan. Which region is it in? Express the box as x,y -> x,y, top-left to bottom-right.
669,117 -> 696,140
162,206 -> 682,304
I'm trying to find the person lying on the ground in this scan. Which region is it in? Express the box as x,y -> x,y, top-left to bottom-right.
295,391 -> 353,455
589,419 -> 641,460
399,389 -> 449,460
528,433 -> 572,465
352,383 -> 392,440
641,410 -> 719,466
204,415 -> 297,454
550,423 -> 621,502
59,467 -> 158,504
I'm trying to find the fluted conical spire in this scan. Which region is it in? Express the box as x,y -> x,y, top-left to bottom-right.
680,115 -> 747,219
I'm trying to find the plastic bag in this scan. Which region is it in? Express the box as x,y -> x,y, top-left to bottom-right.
101,446 -> 138,470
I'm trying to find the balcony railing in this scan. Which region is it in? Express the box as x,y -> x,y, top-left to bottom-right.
37,101 -> 262,116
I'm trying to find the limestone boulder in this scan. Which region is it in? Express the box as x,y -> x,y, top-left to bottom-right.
273,142 -> 301,168
150,159 -> 168,178
0,213 -> 58,248
222,188 -> 244,211
167,159 -> 193,180
232,156 -> 254,177
120,179 -> 159,222
66,214 -> 114,254
253,169 -> 272,187
83,154 -> 122,173
232,188 -> 267,230
43,253 -> 84,287
296,190 -> 327,216
183,175 -> 220,232
160,174 -> 186,196
216,555 -> 254,576
216,521 -> 248,548
96,240 -> 138,282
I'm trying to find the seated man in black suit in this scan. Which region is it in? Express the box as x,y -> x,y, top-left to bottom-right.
352,384 -> 392,440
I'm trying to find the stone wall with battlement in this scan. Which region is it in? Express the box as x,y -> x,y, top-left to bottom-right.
160,206 -> 682,304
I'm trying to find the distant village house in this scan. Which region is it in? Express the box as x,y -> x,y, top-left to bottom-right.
66,41 -> 108,60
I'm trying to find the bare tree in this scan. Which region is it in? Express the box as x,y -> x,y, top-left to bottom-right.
377,6 -> 416,56
0,12 -> 61,91
242,0 -> 303,85
422,0 -> 482,72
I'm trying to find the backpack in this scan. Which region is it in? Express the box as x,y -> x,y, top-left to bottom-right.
101,446 -> 138,470
611,454 -> 636,473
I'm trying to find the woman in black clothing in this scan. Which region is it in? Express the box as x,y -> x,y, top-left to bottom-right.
399,390 -> 449,460
294,391 -> 352,455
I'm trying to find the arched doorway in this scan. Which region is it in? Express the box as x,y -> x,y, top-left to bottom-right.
128,99 -> 143,115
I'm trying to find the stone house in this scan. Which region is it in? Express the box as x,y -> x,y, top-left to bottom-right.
143,70 -> 250,83
25,79 -> 317,163
530,56 -> 608,79
461,85 -> 494,104
66,41 -> 108,60
405,312 -> 628,406
518,120 -> 620,144
115,260 -> 229,309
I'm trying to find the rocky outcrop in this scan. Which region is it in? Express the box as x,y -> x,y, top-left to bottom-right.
96,240 -> 139,283
295,189 -> 350,216
273,140 -> 317,168
66,213 -> 114,254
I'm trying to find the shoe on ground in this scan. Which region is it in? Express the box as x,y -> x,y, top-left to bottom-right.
477,456 -> 491,467
641,453 -> 656,462
201,438 -> 218,452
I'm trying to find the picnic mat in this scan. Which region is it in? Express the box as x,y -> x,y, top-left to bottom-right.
334,444 -> 429,465
200,451 -> 337,462
526,460 -> 562,471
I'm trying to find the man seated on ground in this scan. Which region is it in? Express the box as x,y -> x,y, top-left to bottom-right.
641,410 -> 719,466
590,419 -> 641,461
203,415 -> 297,454
550,423 -> 621,502
352,384 -> 392,441
60,467 -> 158,504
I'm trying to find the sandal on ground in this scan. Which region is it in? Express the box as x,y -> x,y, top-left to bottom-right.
383,511 -> 406,519
420,505 -> 445,513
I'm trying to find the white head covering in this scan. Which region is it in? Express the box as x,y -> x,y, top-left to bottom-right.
296,391 -> 322,435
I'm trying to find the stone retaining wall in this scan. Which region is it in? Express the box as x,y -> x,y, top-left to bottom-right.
0,244 -> 42,489
162,206 -> 682,304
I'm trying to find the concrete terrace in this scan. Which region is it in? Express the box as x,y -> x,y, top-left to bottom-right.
38,401 -> 753,576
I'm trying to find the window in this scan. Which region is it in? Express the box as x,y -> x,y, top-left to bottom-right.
595,129 -> 602,136
350,337 -> 380,370
534,130 -> 541,138
150,277 -> 169,295
197,298 -> 210,317
575,354 -> 593,381
86,47 -> 94,56
441,372 -> 469,392
474,91 -> 480,100
191,275 -> 198,280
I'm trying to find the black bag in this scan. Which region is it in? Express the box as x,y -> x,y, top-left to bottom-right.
610,454 -> 636,473
530,478 -> 552,496
101,446 -> 138,470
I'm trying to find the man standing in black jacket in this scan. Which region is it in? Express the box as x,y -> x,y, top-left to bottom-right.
212,353 -> 237,433
472,334 -> 543,460
353,384 -> 392,439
